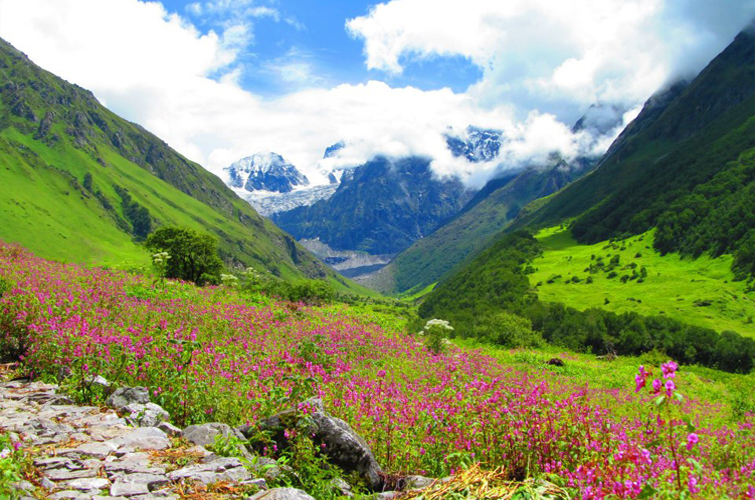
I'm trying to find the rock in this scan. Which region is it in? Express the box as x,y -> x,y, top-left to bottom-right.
240,478 -> 268,490
115,473 -> 169,491
248,456 -> 283,481
63,477 -> 110,491
106,387 -> 150,410
122,403 -> 170,428
75,441 -> 118,459
11,480 -> 35,492
374,493 -> 399,500
182,422 -> 243,447
330,477 -> 353,497
243,398 -> 382,490
402,475 -> 435,490
107,427 -> 170,451
110,479 -> 150,497
45,468 -> 99,481
156,422 -> 181,437
49,490 -> 90,500
88,375 -> 111,388
41,477 -> 57,489
247,488 -> 316,500
168,457 -> 251,485
546,357 -> 565,367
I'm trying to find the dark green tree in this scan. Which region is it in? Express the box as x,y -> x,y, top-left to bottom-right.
145,226 -> 223,285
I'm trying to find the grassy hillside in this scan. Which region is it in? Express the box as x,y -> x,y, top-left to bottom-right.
364,165 -> 581,295
518,30 -> 755,282
531,226 -> 755,336
0,37 -> 370,290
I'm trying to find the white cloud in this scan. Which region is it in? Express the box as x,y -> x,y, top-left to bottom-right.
347,0 -> 755,121
0,0 -> 752,193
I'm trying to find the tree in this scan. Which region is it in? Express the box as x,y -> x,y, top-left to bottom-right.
145,226 -> 223,285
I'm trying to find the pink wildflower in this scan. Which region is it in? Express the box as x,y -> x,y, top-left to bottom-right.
665,379 -> 675,396
687,432 -> 699,451
661,360 -> 678,379
652,379 -> 662,394
688,475 -> 700,494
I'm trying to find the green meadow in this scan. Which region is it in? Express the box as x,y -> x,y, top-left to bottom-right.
530,226 -> 755,337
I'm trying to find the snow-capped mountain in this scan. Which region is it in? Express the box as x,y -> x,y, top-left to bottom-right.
445,126 -> 503,162
223,147 -> 357,217
224,152 -> 309,194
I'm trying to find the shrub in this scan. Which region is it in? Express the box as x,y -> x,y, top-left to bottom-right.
475,312 -> 542,348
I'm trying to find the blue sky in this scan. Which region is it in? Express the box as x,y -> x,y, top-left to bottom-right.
2,0 -> 754,186
160,0 -> 483,95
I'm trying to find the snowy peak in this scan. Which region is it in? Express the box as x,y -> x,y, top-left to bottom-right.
445,126 -> 503,162
224,152 -> 309,194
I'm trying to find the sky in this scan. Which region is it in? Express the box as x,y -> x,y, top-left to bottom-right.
1,0 -> 755,186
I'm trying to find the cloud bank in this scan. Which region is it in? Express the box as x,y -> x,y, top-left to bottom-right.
0,0 -> 753,187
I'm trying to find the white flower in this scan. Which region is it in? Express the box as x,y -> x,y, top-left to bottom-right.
0,447 -> 10,458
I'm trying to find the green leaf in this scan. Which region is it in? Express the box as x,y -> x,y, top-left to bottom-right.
637,484 -> 658,499
653,395 -> 666,406
674,392 -> 684,402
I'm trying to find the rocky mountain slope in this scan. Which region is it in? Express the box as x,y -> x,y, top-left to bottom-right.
272,156 -> 476,256
224,152 -> 309,193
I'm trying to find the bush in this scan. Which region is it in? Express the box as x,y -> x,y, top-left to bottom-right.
145,226 -> 223,285
475,312 -> 542,348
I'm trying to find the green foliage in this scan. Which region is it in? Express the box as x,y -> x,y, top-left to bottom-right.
114,185 -> 152,240
145,226 -> 223,285
421,228 -> 755,373
0,432 -> 24,500
419,231 -> 541,336
474,312 -> 542,348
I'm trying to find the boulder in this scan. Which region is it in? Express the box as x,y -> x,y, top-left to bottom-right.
240,398 -> 383,490
106,387 -> 150,410
182,422 -> 244,447
248,488 -> 315,500
122,403 -> 170,428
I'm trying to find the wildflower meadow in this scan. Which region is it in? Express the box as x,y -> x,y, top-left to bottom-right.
0,242 -> 753,499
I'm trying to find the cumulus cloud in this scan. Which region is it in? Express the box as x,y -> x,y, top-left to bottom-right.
347,0 -> 755,122
0,0 -> 753,191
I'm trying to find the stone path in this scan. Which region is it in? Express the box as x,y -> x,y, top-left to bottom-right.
0,381 -> 269,500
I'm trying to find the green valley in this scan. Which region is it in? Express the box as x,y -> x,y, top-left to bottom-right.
530,226 -> 755,336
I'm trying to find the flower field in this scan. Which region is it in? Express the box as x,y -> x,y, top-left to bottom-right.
0,241 -> 753,499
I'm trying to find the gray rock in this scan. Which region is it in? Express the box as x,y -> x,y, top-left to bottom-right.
403,475 -> 435,490
247,488 -> 315,500
248,457 -> 283,481
182,422 -> 244,447
116,473 -> 169,491
75,441 -> 118,459
45,468 -> 99,481
374,493 -> 399,500
239,478 -> 268,490
11,480 -> 35,492
63,477 -> 110,491
330,477 -> 353,497
168,457 -> 251,485
123,403 -> 170,428
244,398 -> 382,490
107,427 -> 170,451
156,422 -> 181,437
110,479 -> 150,497
107,387 -> 150,410
49,490 -> 90,500
41,477 -> 57,489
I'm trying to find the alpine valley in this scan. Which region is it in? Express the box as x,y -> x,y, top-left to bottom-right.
1,8 -> 755,500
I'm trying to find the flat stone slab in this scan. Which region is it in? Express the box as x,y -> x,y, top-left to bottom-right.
107,428 -> 170,451
248,488 -> 316,500
168,457 -> 250,485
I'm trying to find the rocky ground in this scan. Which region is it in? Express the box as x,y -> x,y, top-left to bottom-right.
0,380 -> 361,500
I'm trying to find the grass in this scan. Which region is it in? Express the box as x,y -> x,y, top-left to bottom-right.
529,226 -> 755,336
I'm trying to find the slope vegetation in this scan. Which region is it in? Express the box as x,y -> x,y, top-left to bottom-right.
364,164 -> 580,294
0,38 -> 333,282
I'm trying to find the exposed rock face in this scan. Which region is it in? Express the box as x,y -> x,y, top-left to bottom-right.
240,398 -> 383,490
273,156 -> 476,255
